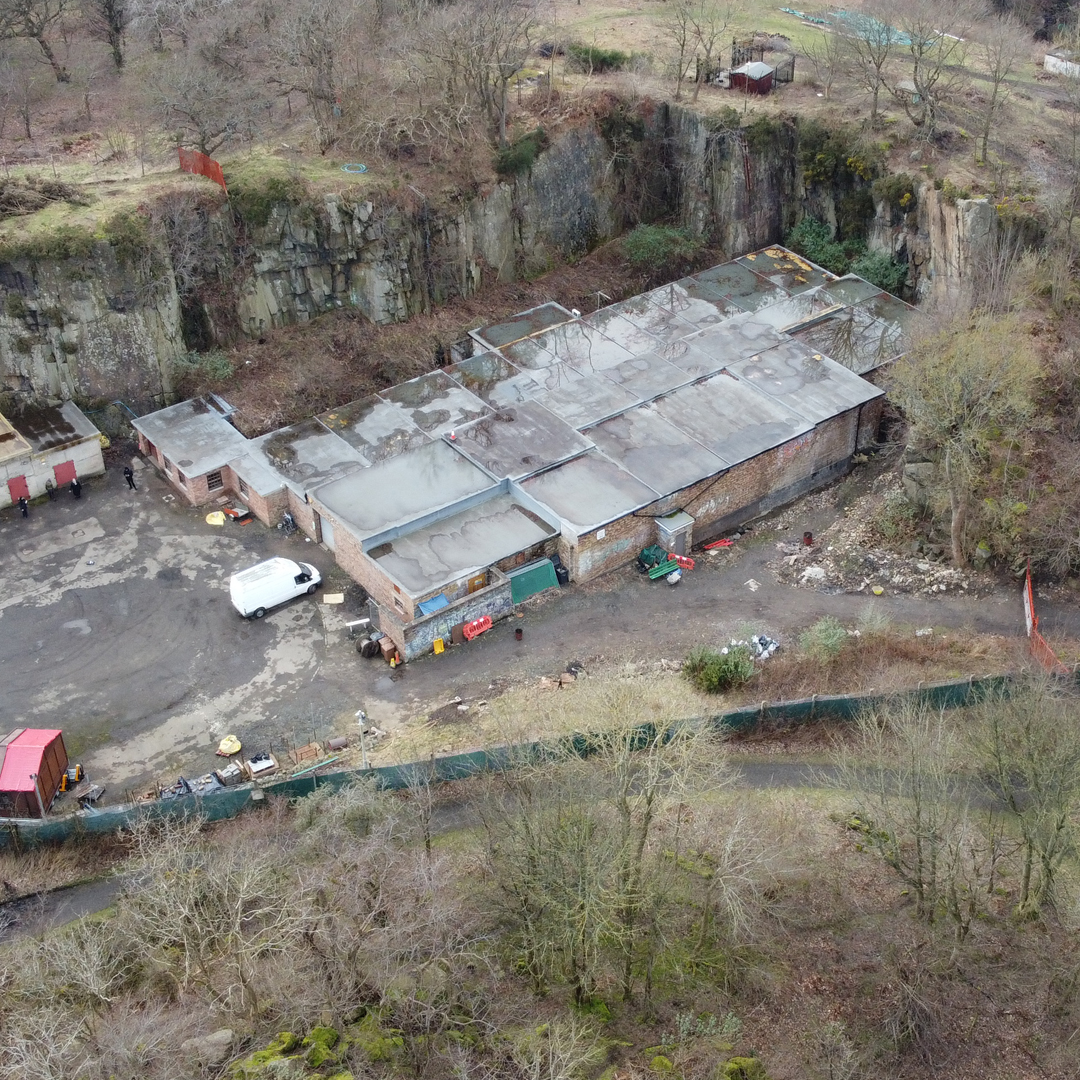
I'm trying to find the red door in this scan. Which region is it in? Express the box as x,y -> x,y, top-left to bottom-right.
7,476 -> 29,503
53,460 -> 76,485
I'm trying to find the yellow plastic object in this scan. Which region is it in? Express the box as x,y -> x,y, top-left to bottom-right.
205,511 -> 226,526
217,734 -> 242,756
871,586 -> 884,596
433,637 -> 445,655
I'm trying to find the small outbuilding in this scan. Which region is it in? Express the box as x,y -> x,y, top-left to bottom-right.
0,728 -> 68,818
730,61 -> 775,95
1,401 -> 105,508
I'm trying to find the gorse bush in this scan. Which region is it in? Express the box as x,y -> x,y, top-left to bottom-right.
172,348 -> 234,384
494,127 -> 549,177
785,215 -> 908,295
798,617 -> 848,662
850,250 -> 908,293
623,224 -> 703,269
566,42 -> 630,73
683,645 -> 756,693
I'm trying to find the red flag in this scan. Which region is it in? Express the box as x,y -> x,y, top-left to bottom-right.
177,148 -> 227,193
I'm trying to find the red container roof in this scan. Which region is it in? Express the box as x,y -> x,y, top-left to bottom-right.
0,729 -> 62,792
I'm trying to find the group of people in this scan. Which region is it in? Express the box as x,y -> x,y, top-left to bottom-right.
13,465 -> 138,520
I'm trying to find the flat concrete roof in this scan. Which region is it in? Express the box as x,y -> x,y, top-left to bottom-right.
611,294 -> 700,344
681,311 -> 785,369
600,352 -> 692,402
581,308 -> 664,355
822,275 -> 883,306
10,401 -> 100,454
318,395 -> 430,463
727,340 -> 883,423
0,414 -> 32,464
653,370 -> 813,463
454,400 -> 593,480
645,282 -> 742,329
378,370 -> 490,436
792,308 -> 905,375
132,398 -> 248,477
312,439 -> 493,539
655,338 -> 730,381
741,289 -> 843,334
472,302 -> 575,349
533,372 -> 637,429
694,262 -> 791,311
369,492 -> 558,595
587,405 -> 730,494
520,451 -> 659,534
533,320 -> 635,373
501,336 -> 560,370
240,419 -> 369,497
448,351 -> 540,406
737,246 -> 837,293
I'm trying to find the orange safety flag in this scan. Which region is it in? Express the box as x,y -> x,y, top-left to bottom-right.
178,148 -> 227,192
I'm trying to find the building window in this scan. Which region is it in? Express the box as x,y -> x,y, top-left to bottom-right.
393,596 -> 406,614
163,456 -> 174,474
238,477 -> 249,496
206,470 -> 224,491
177,471 -> 187,487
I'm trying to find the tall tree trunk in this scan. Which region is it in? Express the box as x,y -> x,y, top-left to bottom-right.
35,34 -> 69,82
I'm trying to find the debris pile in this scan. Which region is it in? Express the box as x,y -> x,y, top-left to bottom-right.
770,477 -> 986,596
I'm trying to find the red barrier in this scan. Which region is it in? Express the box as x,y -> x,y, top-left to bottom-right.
463,616 -> 492,641
178,148 -> 227,192
1023,562 -> 1069,675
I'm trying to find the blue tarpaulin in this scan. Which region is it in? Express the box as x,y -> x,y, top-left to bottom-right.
417,593 -> 450,616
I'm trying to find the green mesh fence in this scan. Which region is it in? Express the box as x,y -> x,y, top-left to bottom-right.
0,674 -> 1019,848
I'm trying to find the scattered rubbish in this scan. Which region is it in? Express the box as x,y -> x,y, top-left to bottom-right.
745,578 -> 761,592
637,544 -> 669,572
433,637 -> 445,654
341,163 -> 368,173
669,553 -> 695,569
666,569 -> 683,585
244,751 -> 278,779
515,627 -> 523,640
565,660 -> 585,676
326,736 -> 349,752
800,565 -> 827,583
915,627 -> 934,637
648,559 -> 680,580
215,761 -> 245,786
215,734 -> 242,757
871,586 -> 884,595
323,593 -> 345,604
803,531 -> 813,546
559,671 -> 576,685
723,634 -> 780,660
289,741 -> 322,766
704,538 -> 734,549
205,511 -> 226,526
86,559 -> 95,565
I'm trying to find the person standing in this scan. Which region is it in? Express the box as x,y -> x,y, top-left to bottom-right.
123,466 -> 137,491
17,496 -> 28,518
45,479 -> 55,500
70,478 -> 82,499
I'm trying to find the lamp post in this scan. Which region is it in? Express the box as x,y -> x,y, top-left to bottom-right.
28,773 -> 45,818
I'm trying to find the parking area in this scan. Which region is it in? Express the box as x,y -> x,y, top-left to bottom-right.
0,452 -> 374,796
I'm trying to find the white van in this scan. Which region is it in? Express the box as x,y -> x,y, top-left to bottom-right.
229,558 -> 322,619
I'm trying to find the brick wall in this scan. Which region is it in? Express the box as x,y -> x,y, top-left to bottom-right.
379,570 -> 515,661
286,488 -> 320,541
0,437 -> 105,505
855,397 -> 883,451
571,410 -> 862,583
327,514 -> 416,621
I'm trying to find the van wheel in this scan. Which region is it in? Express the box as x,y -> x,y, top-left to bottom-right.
306,584 -> 317,595
253,607 -> 266,619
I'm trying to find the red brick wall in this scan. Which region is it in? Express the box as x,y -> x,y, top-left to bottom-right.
571,410 -> 861,582
286,489 -> 320,540
327,514 -> 416,622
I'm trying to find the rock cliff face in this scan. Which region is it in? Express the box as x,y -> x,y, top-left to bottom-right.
0,104 -> 992,409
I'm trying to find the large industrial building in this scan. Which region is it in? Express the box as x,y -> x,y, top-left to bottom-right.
133,247 -> 917,659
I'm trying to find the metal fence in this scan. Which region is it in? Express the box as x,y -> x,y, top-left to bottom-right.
0,673 -> 1020,850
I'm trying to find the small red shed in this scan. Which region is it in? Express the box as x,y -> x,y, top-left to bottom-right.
731,61 -> 775,95
0,729 -> 68,818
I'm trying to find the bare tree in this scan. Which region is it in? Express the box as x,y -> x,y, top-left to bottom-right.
833,698 -> 988,928
971,14 -> 1029,164
842,4 -> 898,123
0,0 -> 72,82
661,0 -> 695,101
802,24 -> 846,100
972,679 -> 1080,918
83,0 -> 128,70
888,0 -> 978,136
149,53 -> 250,154
686,0 -> 734,102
